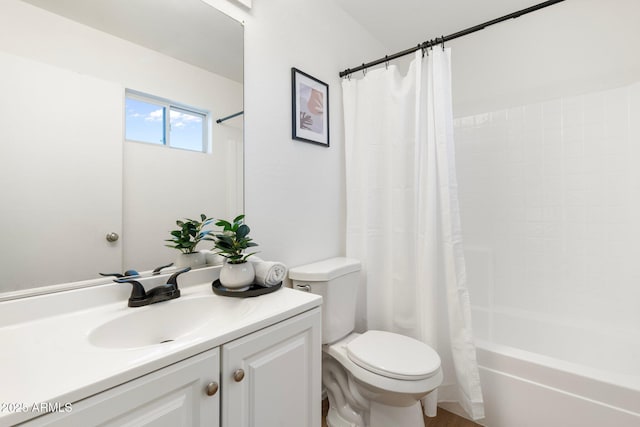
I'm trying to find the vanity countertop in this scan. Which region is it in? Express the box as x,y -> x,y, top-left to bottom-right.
0,269 -> 321,426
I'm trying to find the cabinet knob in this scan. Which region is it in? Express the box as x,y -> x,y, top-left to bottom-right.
233,369 -> 245,382
206,382 -> 219,396
105,232 -> 119,242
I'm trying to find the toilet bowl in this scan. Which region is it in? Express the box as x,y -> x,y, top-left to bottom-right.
323,331 -> 442,427
289,258 -> 443,427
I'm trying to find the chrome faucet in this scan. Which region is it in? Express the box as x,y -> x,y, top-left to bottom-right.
115,267 -> 190,307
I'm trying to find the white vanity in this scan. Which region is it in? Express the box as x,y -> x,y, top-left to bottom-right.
0,268 -> 322,427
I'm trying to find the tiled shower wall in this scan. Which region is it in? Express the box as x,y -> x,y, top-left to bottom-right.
454,82 -> 640,339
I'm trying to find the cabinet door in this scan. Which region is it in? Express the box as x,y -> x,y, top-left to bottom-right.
23,349 -> 220,427
222,308 -> 321,427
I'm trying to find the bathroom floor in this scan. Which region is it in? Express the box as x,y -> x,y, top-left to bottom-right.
321,399 -> 482,426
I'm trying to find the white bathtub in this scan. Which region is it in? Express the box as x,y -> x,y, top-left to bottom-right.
469,308 -> 640,426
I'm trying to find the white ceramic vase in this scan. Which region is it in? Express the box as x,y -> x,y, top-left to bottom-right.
175,252 -> 206,269
219,260 -> 255,290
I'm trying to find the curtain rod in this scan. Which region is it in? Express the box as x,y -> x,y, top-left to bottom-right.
338,0 -> 566,78
216,111 -> 244,124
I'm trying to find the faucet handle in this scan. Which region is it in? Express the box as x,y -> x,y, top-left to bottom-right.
99,269 -> 140,278
99,272 -> 124,278
152,262 -> 174,275
167,267 -> 191,287
114,277 -> 147,301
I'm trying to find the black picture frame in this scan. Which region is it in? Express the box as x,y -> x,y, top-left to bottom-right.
291,68 -> 329,147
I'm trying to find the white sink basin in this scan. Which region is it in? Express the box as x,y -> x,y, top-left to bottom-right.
89,296 -> 254,349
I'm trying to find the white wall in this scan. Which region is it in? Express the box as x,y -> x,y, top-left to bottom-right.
206,0 -> 386,272
233,0 -> 640,282
448,1 -> 640,423
449,0 -> 640,328
458,83 -> 640,332
449,0 -> 640,117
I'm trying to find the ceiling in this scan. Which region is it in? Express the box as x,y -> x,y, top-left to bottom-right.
21,0 -> 243,83
21,0 -> 556,83
334,0 -> 551,53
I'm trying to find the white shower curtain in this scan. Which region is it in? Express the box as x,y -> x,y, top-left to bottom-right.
342,49 -> 484,420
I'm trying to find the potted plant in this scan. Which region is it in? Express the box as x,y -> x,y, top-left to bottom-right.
213,214 -> 259,289
165,214 -> 214,268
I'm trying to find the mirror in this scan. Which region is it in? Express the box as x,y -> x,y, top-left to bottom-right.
0,0 -> 243,298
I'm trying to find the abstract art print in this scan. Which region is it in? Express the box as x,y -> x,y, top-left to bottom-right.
291,68 -> 329,146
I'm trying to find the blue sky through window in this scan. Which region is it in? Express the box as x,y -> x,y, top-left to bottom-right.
170,108 -> 204,151
125,98 -> 165,145
125,95 -> 206,152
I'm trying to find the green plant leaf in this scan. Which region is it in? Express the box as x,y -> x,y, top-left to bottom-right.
236,224 -> 249,239
242,252 -> 259,261
166,214 -> 216,253
215,219 -> 232,229
211,215 -> 260,260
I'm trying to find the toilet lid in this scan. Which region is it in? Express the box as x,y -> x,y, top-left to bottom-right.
346,331 -> 441,380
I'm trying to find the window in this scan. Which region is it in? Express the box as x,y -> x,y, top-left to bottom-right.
125,90 -> 207,152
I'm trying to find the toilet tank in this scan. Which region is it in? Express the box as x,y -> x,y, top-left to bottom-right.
289,257 -> 361,344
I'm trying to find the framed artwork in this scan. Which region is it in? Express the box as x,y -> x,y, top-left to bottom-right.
291,68 -> 329,147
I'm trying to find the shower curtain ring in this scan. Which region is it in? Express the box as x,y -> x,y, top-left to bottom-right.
441,36 -> 445,51
384,55 -> 389,70
362,64 -> 367,76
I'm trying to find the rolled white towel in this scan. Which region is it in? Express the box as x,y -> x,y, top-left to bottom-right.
251,257 -> 287,287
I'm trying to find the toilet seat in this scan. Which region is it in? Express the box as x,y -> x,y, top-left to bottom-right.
325,333 -> 443,397
346,330 -> 441,380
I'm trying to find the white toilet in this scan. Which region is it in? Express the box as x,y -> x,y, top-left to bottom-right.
289,257 -> 442,427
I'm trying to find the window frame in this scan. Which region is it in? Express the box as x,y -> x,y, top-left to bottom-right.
125,89 -> 208,153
